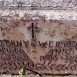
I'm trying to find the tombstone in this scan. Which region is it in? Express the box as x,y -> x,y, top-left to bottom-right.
0,0 -> 77,75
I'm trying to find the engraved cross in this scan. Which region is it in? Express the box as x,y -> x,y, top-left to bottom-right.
28,23 -> 40,42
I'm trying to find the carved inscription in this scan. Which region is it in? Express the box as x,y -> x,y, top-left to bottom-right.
0,40 -> 35,74
28,23 -> 40,47
0,39 -> 77,73
38,40 -> 77,72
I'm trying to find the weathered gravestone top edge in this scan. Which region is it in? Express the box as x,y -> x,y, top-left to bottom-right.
0,0 -> 77,10
0,10 -> 77,20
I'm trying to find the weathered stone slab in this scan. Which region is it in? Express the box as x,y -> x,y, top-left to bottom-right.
0,10 -> 77,74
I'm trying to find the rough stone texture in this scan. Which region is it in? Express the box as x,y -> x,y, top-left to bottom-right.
0,0 -> 77,75
0,0 -> 77,10
0,10 -> 77,20
0,75 -> 77,77
0,10 -> 77,74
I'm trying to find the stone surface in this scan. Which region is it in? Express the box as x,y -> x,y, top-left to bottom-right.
0,75 -> 76,77
0,0 -> 77,75
0,10 -> 77,20
0,0 -> 77,10
0,10 -> 77,74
